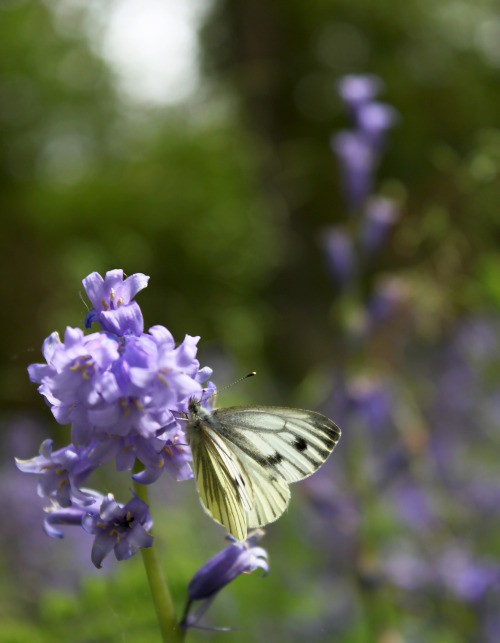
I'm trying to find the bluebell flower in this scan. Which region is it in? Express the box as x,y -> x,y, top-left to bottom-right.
382,544 -> 436,592
331,130 -> 375,207
21,268 -> 214,573
322,225 -> 356,286
15,439 -> 95,507
83,269 -> 149,336
333,74 -> 398,209
438,547 -> 500,603
359,196 -> 399,255
28,323 -> 212,454
344,375 -> 393,433
367,277 -> 407,324
132,432 -> 193,484
43,491 -> 104,538
28,327 -> 121,446
336,74 -> 383,114
181,530 -> 269,630
82,493 -> 154,568
356,101 -> 398,149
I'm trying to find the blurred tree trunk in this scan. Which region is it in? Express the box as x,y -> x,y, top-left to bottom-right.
202,0 -> 340,389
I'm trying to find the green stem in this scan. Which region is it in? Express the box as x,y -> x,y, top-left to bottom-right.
133,469 -> 185,642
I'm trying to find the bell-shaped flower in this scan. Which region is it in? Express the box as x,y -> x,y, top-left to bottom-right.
181,530 -> 268,630
83,269 -> 149,336
15,439 -> 95,507
82,493 -> 153,568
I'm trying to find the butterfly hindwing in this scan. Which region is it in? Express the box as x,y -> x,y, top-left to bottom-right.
212,406 -> 341,484
239,455 -> 291,529
188,419 -> 254,542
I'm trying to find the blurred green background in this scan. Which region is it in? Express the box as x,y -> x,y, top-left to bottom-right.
2,0 -> 500,641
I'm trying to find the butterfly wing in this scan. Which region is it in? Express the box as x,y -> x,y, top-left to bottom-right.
238,455 -> 291,529
188,418 -> 254,541
213,406 -> 341,484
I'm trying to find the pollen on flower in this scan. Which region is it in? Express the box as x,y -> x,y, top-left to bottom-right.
109,288 -> 115,302
117,297 -> 124,307
157,372 -> 168,387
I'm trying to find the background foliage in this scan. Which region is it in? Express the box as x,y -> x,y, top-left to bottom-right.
2,0 -> 500,641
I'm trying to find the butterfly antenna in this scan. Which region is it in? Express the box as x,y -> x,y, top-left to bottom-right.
208,371 -> 257,400
214,372 -> 256,398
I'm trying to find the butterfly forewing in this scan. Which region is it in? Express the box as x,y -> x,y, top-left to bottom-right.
188,420 -> 253,541
213,406 -> 341,483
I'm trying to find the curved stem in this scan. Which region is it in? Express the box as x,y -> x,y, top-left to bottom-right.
133,469 -> 185,642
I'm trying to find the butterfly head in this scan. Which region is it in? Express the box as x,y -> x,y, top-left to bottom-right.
188,397 -> 201,417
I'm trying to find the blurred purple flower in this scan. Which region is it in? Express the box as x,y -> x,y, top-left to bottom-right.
368,277 -> 407,323
336,74 -> 383,115
388,479 -> 437,530
182,530 -> 268,630
359,196 -> 399,255
322,225 -> 356,286
82,493 -> 153,568
344,375 -> 393,433
331,130 -> 375,207
357,101 -> 399,149
382,544 -> 436,592
84,269 -> 149,336
438,548 -> 500,603
454,317 -> 499,365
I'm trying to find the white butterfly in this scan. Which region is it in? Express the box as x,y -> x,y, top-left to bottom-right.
186,399 -> 341,541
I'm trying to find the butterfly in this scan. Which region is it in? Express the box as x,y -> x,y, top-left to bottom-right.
186,398 -> 341,541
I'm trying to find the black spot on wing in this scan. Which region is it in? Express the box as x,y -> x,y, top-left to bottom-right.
267,452 -> 283,466
294,436 -> 308,452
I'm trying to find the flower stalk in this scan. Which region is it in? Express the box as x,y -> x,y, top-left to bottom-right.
133,469 -> 184,642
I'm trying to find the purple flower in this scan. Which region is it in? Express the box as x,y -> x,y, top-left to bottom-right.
387,479 -> 437,530
28,323 -> 212,450
84,269 -> 149,336
368,277 -> 407,323
28,327 -> 121,445
82,493 -> 153,568
43,490 -> 104,538
132,432 -> 193,484
356,101 -> 398,149
344,375 -> 393,433
336,74 -> 383,114
15,439 -> 95,507
21,268 -> 215,571
322,226 -> 356,286
331,130 -> 375,207
182,530 -> 269,630
359,196 -> 399,255
438,548 -> 500,603
333,74 -> 399,209
382,544 -> 436,592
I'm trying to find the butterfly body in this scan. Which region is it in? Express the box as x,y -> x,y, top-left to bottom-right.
186,398 -> 341,541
